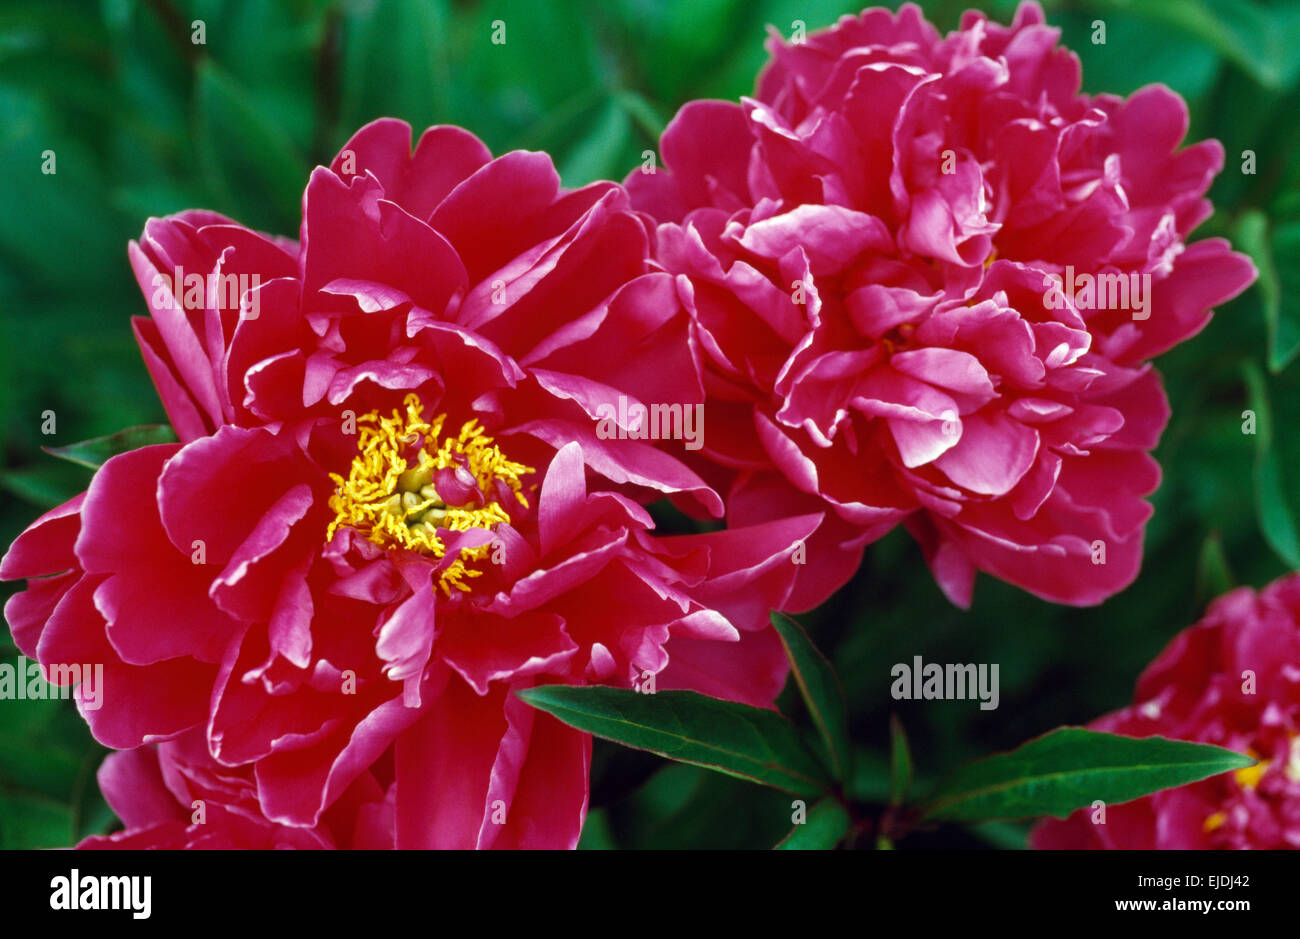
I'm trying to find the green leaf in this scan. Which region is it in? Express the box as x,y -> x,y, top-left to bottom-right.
1195,532 -> 1235,603
970,820 -> 1030,850
0,88 -> 123,291
576,807 -> 616,850
0,465 -> 84,508
0,793 -> 74,849
611,762 -> 795,849
516,686 -> 830,796
477,0 -> 603,110
43,424 -> 178,469
888,714 -> 913,807
556,99 -> 632,188
0,699 -> 81,796
1062,9 -> 1221,101
1254,452 -> 1300,567
612,89 -> 668,143
847,745 -> 894,804
1243,361 -> 1300,568
1269,220 -> 1300,371
193,60 -> 308,232
774,797 -> 849,850
339,0 -> 451,139
443,0 -> 603,150
197,0 -> 324,153
1096,0 -> 1300,91
607,0 -> 742,97
920,728 -> 1255,823
770,612 -> 851,781
1235,211 -> 1300,373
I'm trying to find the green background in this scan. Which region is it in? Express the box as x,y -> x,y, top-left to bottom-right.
1,0 -> 1297,849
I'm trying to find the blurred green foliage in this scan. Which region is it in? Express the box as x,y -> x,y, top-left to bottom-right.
0,0 -> 1297,849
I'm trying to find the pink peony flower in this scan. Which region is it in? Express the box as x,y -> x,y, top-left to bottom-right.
627,2 -> 1256,608
2,119 -> 816,848
1032,574 -> 1300,850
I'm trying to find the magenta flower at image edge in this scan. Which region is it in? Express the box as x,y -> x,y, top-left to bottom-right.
627,0 -> 1257,610
1033,573 -> 1300,850
0,117 -> 820,849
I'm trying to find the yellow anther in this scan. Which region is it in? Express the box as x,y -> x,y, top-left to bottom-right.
326,394 -> 532,594
1234,759 -> 1268,790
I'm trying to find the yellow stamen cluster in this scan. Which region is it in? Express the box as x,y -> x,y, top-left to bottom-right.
1202,739 -> 1298,834
1203,758 -> 1271,833
326,394 -> 532,595
1234,757 -> 1268,790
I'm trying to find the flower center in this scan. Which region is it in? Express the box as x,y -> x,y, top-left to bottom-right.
1202,736 -> 1300,834
879,322 -> 915,357
326,393 -> 533,595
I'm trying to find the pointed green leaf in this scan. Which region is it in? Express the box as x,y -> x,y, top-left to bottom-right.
920,728 -> 1255,823
1235,211 -> 1300,373
770,612 -> 850,781
1269,220 -> 1300,372
556,98 -> 632,188
1243,361 -> 1300,568
43,424 -> 178,469
339,0 -> 451,137
889,714 -> 913,807
1195,533 -> 1234,602
612,89 -> 668,142
0,466 -> 83,508
774,797 -> 849,850
516,686 -> 829,796
194,60 -> 308,232
1254,452 -> 1300,567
